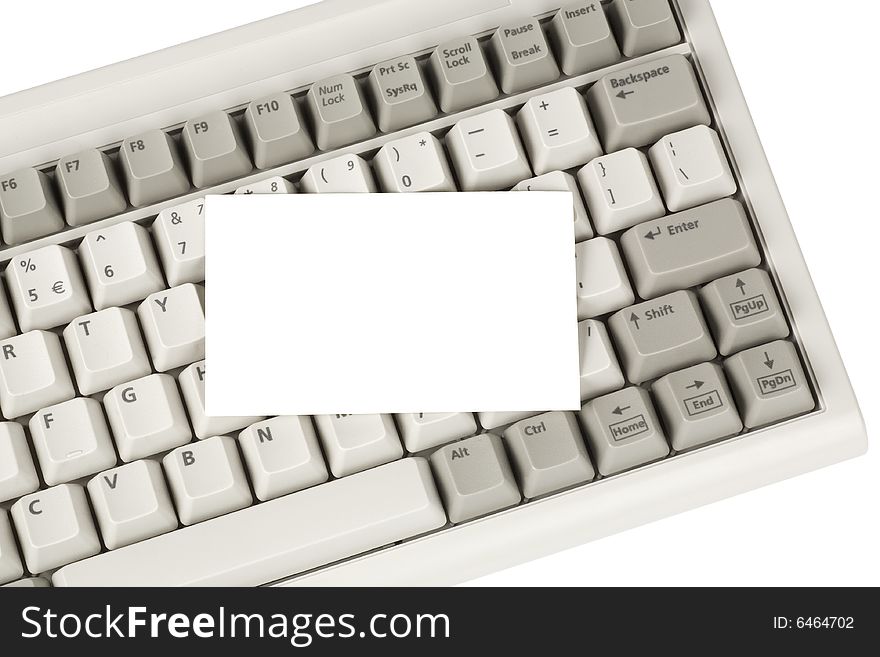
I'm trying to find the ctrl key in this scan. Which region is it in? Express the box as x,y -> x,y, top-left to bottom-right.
724,340 -> 815,429
430,434 -> 521,523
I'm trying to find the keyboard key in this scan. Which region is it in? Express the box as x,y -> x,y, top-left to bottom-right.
0,422 -> 40,503
179,361 -> 264,439
477,410 -> 536,431
79,221 -> 165,310
3,577 -> 50,588
29,397 -> 118,486
396,412 -> 478,452
243,93 -> 315,170
315,414 -> 404,477
608,0 -> 681,57
63,307 -> 151,395
137,283 -> 205,371
724,341 -> 815,429
578,147 -> 664,234
503,411 -> 595,498
104,373 -> 192,462
182,111 -> 253,188
306,74 -> 376,151
163,435 -> 253,526
367,56 -> 437,133
300,154 -> 377,193
516,86 -> 603,175
234,176 -> 296,195
0,510 -> 23,585
12,483 -> 101,573
374,132 -> 456,192
609,290 -> 717,384
431,433 -> 521,523
119,129 -> 191,207
548,2 -> 621,76
578,319 -> 625,401
55,149 -> 127,225
649,125 -> 737,212
579,386 -> 669,475
239,417 -> 328,501
621,199 -> 761,299
153,198 -> 206,286
5,244 -> 92,332
488,19 -> 560,94
87,460 -> 178,550
576,237 -> 634,319
0,281 -> 16,340
700,268 -> 790,356
0,168 -> 64,245
0,330 -> 75,418
54,458 -> 445,586
514,171 -> 593,241
652,362 -> 742,451
428,36 -> 498,113
587,54 -> 710,152
446,109 -> 532,191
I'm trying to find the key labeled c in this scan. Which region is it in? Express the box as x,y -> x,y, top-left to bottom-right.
28,499 -> 42,515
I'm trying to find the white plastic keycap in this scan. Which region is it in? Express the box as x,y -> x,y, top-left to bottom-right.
153,198 -> 205,286
0,510 -> 23,585
578,148 -> 664,234
103,373 -> 192,462
579,319 -> 625,401
300,154 -> 377,193
446,109 -> 532,191
29,397 -> 118,486
137,283 -> 205,371
12,484 -> 101,573
0,330 -> 75,418
516,86 -> 603,175
575,237 -> 635,319
396,412 -> 478,452
79,221 -> 165,310
239,417 -> 329,501
315,414 -> 404,477
179,361 -> 264,439
234,176 -> 296,195
374,132 -> 456,193
5,244 -> 92,332
0,423 -> 40,503
514,171 -> 593,241
163,436 -> 253,526
63,307 -> 151,395
87,460 -> 178,550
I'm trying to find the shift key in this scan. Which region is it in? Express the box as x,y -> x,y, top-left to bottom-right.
621,199 -> 761,299
587,54 -> 710,151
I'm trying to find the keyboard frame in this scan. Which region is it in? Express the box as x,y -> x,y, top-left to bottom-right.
0,0 -> 866,586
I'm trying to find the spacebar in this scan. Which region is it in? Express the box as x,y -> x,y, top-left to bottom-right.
54,458 -> 447,587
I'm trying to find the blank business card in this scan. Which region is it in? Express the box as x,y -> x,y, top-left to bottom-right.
205,192 -> 579,416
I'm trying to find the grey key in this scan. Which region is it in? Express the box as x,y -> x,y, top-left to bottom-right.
700,268 -> 790,356
244,93 -> 315,170
549,2 -> 621,76
621,199 -> 761,299
503,411 -> 594,498
723,340 -> 815,429
587,54 -> 710,152
306,74 -> 376,151
181,111 -> 253,188
652,362 -> 742,451
608,0 -> 681,57
609,290 -> 717,383
488,19 -> 560,94
366,56 -> 437,133
579,386 -> 669,476
430,433 -> 520,523
119,129 -> 191,207
3,577 -> 50,587
55,149 -> 127,226
428,36 -> 499,113
0,168 -> 64,245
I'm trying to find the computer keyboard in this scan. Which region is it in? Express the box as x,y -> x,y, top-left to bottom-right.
0,0 -> 867,587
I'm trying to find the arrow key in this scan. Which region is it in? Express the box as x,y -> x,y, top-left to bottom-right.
652,362 -> 742,451
579,386 -> 669,476
723,340 -> 815,429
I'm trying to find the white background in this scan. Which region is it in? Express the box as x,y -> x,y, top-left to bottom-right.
1,0 -> 876,586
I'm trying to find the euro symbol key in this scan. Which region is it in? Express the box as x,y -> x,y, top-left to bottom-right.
52,281 -> 66,295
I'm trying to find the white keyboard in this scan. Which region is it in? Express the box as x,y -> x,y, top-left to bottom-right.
0,0 -> 866,587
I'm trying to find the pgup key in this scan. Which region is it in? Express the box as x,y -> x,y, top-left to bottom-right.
5,244 -> 92,332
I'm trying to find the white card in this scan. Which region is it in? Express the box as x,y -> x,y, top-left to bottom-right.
205,192 -> 580,416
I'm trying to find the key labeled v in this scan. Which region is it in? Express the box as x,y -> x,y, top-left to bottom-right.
103,473 -> 119,490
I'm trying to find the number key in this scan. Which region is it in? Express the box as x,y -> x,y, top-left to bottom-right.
153,199 -> 205,286
300,154 -> 376,193
373,133 -> 456,192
